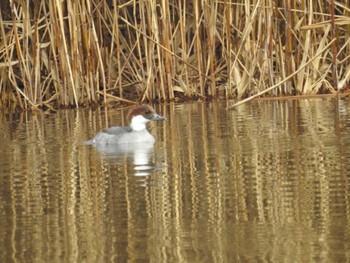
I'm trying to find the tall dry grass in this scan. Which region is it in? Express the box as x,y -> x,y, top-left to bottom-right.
0,0 -> 349,110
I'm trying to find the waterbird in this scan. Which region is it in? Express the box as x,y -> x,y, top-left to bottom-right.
85,105 -> 166,145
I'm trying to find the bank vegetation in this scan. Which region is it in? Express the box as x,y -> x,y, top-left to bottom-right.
0,0 -> 349,110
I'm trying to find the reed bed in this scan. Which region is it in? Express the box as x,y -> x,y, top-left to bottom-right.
0,0 -> 349,110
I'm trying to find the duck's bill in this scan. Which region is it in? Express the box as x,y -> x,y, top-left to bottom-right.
152,114 -> 167,121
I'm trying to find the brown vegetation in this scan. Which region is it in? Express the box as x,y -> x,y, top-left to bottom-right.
0,0 -> 349,110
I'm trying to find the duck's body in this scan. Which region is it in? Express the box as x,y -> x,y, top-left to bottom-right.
85,105 -> 165,145
87,126 -> 155,144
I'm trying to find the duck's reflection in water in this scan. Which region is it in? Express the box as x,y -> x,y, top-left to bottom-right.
92,142 -> 159,176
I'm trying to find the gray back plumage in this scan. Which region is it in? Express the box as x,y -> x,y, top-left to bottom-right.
103,126 -> 132,135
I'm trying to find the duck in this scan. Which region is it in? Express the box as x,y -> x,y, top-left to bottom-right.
85,105 -> 166,145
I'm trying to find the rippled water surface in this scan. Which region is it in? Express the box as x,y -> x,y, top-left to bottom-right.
1,99 -> 350,262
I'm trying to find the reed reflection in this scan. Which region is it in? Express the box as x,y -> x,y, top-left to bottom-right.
0,100 -> 350,263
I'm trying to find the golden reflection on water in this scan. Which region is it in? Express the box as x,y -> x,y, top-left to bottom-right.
0,99 -> 350,262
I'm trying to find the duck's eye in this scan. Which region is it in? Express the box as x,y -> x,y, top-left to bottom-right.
145,110 -> 151,114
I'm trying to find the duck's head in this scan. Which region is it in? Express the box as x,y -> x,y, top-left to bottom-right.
127,105 -> 166,131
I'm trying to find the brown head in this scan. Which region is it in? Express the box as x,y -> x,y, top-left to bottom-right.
127,105 -> 166,131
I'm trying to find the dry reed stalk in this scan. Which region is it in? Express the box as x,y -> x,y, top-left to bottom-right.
230,0 -> 261,98
161,0 -> 174,100
55,0 -> 79,107
203,0 -> 217,97
330,0 -> 338,86
117,13 -> 206,82
194,0 -> 204,96
223,0 -> 232,99
284,0 -> 294,91
149,0 -> 166,101
88,1 -> 107,104
113,6 -> 123,99
0,1 -> 350,109
265,0 -> 275,88
177,0 -> 190,96
230,38 -> 337,109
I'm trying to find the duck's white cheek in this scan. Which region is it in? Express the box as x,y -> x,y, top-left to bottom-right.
130,115 -> 149,131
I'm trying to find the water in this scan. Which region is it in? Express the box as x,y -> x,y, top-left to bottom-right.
1,99 -> 350,262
